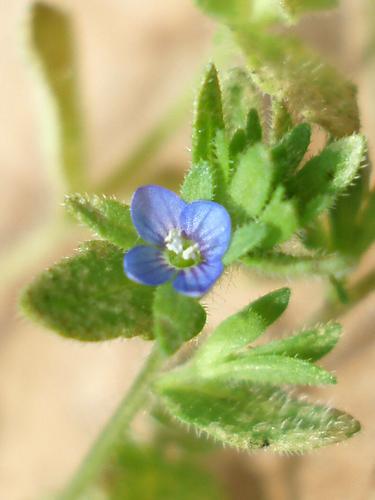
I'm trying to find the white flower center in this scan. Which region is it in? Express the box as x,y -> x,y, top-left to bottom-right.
164,229 -> 200,262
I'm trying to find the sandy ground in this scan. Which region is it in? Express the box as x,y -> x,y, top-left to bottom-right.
0,1 -> 374,499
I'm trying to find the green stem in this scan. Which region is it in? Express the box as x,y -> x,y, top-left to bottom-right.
58,345 -> 165,500
316,269 -> 375,322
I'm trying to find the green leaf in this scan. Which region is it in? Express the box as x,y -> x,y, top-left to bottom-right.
250,323 -> 341,361
180,161 -> 215,202
192,64 -> 225,166
194,288 -> 290,364
20,241 -> 154,341
214,130 -> 231,182
259,187 -> 299,248
229,128 -> 247,159
153,284 -> 207,355
329,168 -> 368,254
204,354 -> 336,385
271,123 -> 311,184
194,0 -> 337,25
223,222 -> 267,265
229,143 -> 274,218
246,108 -> 262,144
94,441 -> 225,500
289,135 -> 366,225
29,3 -> 86,192
157,382 -> 360,453
222,67 -> 260,134
65,194 -> 138,249
357,188 -> 375,253
236,29 -> 360,138
271,100 -> 293,143
194,0 -> 287,25
242,252 -> 348,277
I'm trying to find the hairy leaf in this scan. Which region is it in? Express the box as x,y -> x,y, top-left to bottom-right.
194,288 -> 290,364
330,168 -> 369,254
271,123 -> 311,184
153,284 -> 207,355
157,382 -> 360,453
20,241 -> 154,341
271,100 -> 293,142
65,194 -> 138,249
242,252 -> 348,277
229,144 -> 274,218
250,323 -> 341,361
180,161 -> 215,202
259,187 -> 299,248
246,108 -> 262,145
204,354 -> 336,385
289,135 -> 366,224
222,67 -> 261,134
237,30 -> 360,138
357,188 -> 375,253
192,64 -> 225,166
223,222 -> 267,264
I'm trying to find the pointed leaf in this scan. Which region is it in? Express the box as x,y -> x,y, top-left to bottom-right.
222,67 -> 260,134
20,241 -> 154,341
180,161 -> 215,202
272,123 -> 311,184
251,323 -> 341,361
157,382 -> 360,453
246,108 -> 262,144
289,135 -> 366,224
205,354 -> 336,385
192,64 -> 225,166
214,130 -> 231,182
223,222 -> 267,265
194,288 -> 290,364
229,144 -> 274,218
153,284 -> 207,355
65,194 -> 138,249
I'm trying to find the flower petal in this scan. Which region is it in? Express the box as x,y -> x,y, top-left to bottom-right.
180,201 -> 231,260
131,185 -> 187,245
124,246 -> 175,286
173,260 -> 224,297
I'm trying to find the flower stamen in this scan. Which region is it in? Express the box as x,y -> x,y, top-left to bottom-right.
164,229 -> 201,268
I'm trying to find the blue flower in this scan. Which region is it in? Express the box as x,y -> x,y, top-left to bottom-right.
124,185 -> 231,297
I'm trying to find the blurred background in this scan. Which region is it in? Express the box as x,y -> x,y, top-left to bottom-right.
0,1 -> 374,499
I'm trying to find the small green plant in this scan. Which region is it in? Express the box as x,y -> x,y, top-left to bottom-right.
17,1 -> 375,499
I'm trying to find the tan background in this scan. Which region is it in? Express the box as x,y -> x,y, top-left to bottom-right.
0,1 -> 374,499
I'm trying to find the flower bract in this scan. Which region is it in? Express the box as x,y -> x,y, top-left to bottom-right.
124,185 -> 231,297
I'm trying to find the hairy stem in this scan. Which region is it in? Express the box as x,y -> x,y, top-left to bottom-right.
58,345 -> 165,500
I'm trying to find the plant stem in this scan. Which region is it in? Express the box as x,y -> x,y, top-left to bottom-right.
316,269 -> 375,322
58,345 -> 165,500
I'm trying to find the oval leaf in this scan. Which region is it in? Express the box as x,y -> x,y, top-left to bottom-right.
20,241 -> 154,341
